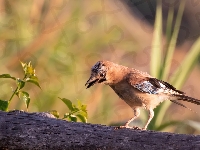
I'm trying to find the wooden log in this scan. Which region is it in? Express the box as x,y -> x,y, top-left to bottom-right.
0,110 -> 199,150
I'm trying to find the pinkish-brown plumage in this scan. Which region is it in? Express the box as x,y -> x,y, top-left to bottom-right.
85,60 -> 200,130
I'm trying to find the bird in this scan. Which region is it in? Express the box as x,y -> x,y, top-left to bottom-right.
85,60 -> 200,130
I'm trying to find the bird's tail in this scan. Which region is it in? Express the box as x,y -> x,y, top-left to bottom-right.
174,94 -> 200,105
170,100 -> 197,114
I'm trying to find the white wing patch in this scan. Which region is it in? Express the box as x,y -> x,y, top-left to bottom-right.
134,81 -> 180,95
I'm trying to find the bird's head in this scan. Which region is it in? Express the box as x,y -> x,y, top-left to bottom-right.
85,61 -> 108,89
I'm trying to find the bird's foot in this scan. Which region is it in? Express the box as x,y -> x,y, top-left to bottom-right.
114,126 -> 142,130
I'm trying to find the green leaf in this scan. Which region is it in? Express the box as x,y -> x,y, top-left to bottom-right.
16,78 -> 25,90
20,61 -> 28,74
80,111 -> 87,118
18,91 -> 30,109
77,100 -> 87,111
69,114 -> 77,122
72,104 -> 79,111
60,98 -> 88,123
21,61 -> 35,76
27,63 -> 35,76
0,100 -> 9,111
77,100 -> 83,109
77,100 -> 87,117
76,114 -> 87,123
20,61 -> 26,68
59,97 -> 74,111
48,110 -> 59,118
26,76 -> 41,89
63,113 -> 70,119
63,113 -> 78,122
0,74 -> 16,80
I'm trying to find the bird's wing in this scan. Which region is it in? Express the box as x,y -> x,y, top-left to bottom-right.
127,72 -> 200,107
127,73 -> 184,95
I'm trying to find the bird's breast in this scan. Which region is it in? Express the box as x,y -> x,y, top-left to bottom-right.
109,82 -> 144,108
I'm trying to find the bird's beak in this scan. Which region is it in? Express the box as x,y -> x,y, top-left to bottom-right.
85,75 -> 99,89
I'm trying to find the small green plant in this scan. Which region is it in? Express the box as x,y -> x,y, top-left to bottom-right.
0,61 -> 41,111
0,61 -> 88,123
49,97 -> 87,123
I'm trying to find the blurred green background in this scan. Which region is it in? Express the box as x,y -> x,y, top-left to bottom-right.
0,0 -> 200,134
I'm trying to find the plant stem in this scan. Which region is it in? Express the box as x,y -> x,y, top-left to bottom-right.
62,110 -> 80,120
72,110 -> 79,114
8,87 -> 19,102
9,74 -> 26,102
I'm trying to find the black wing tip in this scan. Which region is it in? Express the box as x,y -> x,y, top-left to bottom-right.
149,78 -> 185,94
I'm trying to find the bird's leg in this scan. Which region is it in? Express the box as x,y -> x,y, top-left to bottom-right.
143,109 -> 154,130
115,108 -> 140,129
124,108 -> 140,128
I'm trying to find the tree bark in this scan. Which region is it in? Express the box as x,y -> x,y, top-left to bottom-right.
0,110 -> 199,150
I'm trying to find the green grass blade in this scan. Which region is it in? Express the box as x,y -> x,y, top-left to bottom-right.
149,1 -> 186,130
148,3 -> 174,130
148,0 -> 163,129
170,37 -> 200,88
154,35 -> 200,131
150,0 -> 162,78
165,6 -> 174,43
160,6 -> 174,78
156,120 -> 181,131
185,120 -> 200,131
162,1 -> 186,80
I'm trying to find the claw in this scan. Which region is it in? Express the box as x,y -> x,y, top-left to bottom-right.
114,126 -> 142,130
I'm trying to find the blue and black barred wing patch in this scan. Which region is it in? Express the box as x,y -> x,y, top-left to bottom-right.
148,78 -> 184,94
128,75 -> 184,95
134,80 -> 163,94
